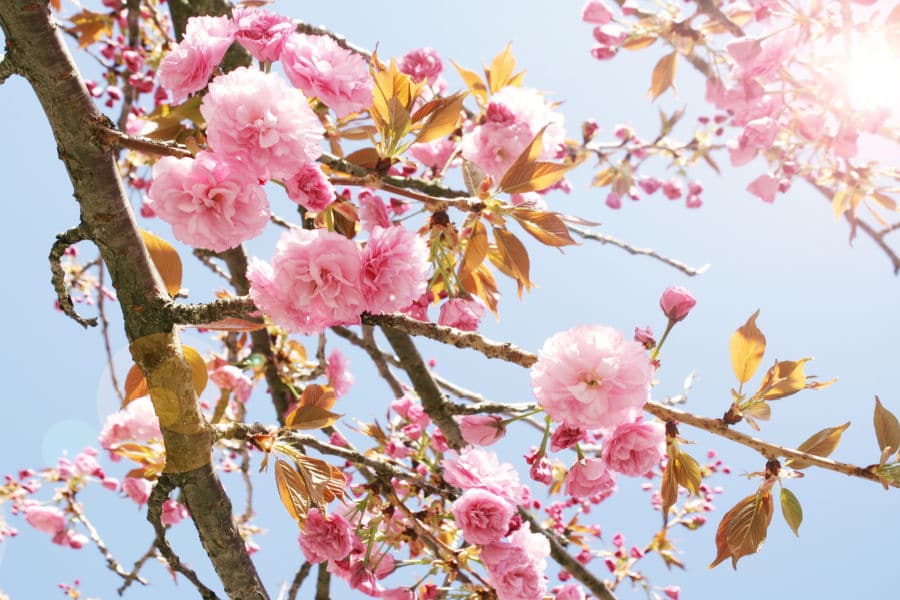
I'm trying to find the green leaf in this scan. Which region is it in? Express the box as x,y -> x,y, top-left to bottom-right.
780,487 -> 803,537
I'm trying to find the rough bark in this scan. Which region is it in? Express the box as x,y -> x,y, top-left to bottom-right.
0,2 -> 268,598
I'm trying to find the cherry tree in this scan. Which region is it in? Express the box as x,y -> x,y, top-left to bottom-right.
0,0 -> 898,599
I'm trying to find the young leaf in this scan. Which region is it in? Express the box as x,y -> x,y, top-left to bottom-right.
141,230 -> 183,297
660,458 -> 679,524
299,384 -> 337,411
275,459 -> 310,523
710,492 -> 773,569
462,160 -> 487,195
485,43 -> 519,93
785,422 -> 851,469
284,405 -> 343,430
458,220 -> 488,284
873,396 -> 900,454
124,363 -> 149,406
451,60 -> 488,105
513,209 -> 577,247
780,487 -> 803,537
730,310 -> 766,385
412,92 -> 466,144
325,465 -> 348,503
648,51 -> 678,100
672,450 -> 702,495
756,358 -> 811,400
492,228 -> 532,298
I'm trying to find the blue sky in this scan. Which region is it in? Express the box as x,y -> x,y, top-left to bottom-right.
1,1 -> 899,598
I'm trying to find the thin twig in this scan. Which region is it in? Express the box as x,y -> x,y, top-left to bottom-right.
67,495 -> 144,584
295,22 -> 372,62
117,542 -> 160,595
694,0 -> 745,37
286,562 -> 313,600
50,225 -> 98,328
319,153 -> 470,200
314,562 -> 331,600
147,476 -> 221,600
332,325 -> 405,398
363,313 -> 538,368
568,225 -> 711,277
446,401 -> 538,415
97,259 -> 125,404
192,249 -> 234,284
329,175 -> 479,212
644,402 -> 898,488
95,126 -> 193,158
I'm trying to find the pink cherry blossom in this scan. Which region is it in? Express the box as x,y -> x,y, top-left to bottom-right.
442,446 -> 528,505
400,290 -> 433,322
582,0 -> 614,24
481,531 -> 549,600
284,162 -> 336,212
565,457 -> 617,499
438,298 -> 486,332
747,173 -> 779,203
358,189 -> 392,232
409,138 -> 457,171
161,499 -> 189,526
459,415 -> 507,446
550,425 -> 584,452
603,421 -> 666,476
23,504 -> 66,536
148,151 -> 270,252
398,47 -> 443,85
201,67 -> 324,180
530,325 -> 652,429
98,397 -> 162,455
299,508 -> 354,563
123,477 -> 152,505
326,349 -> 354,397
659,286 -> 696,323
281,33 -> 373,118
158,15 -> 235,103
231,7 -> 295,62
360,225 -> 430,315
209,364 -> 253,403
452,488 -> 515,545
248,228 -> 365,334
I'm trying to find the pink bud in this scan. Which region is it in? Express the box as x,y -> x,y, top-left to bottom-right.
459,414 -> 506,446
659,286 -> 696,322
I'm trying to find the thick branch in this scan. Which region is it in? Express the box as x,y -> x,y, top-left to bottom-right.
0,53 -> 15,83
518,509 -> 617,600
364,313 -> 538,368
49,225 -> 98,328
219,246 -> 294,422
568,225 -> 711,277
380,326 -> 466,449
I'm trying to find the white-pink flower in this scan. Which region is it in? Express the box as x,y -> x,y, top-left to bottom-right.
360,225 -> 430,315
148,151 -> 270,252
565,457 -> 617,500
231,7 -> 295,62
603,421 -> 666,476
158,15 -> 235,103
326,349 -> 354,397
358,190 -> 391,232
481,531 -> 549,600
248,228 -> 365,334
530,325 -> 652,429
123,477 -> 152,506
452,488 -> 515,545
398,47 -> 443,85
161,499 -> 189,526
299,508 -> 355,563
438,298 -> 486,332
24,504 -> 66,536
284,162 -> 336,212
281,33 -> 373,118
209,364 -> 253,403
201,67 -> 324,180
98,397 -> 162,455
459,414 -> 507,446
442,446 -> 528,505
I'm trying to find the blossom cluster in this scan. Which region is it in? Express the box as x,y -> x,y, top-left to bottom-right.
249,224 -> 429,334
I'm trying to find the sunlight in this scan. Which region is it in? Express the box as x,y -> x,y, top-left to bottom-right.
834,36 -> 900,112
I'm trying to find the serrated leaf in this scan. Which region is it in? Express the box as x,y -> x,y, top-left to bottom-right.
458,220 -> 488,284
780,487 -> 802,537
874,396 -> 900,454
284,405 -> 343,430
622,35 -> 657,51
513,209 -> 577,247
141,230 -> 183,297
459,263 -> 499,316
785,422 -> 851,469
462,160 -> 486,195
343,147 -> 381,170
485,43 -> 518,93
660,458 -> 679,524
672,451 -> 702,495
498,126 -> 580,194
710,492 -> 773,569
730,310 -> 766,384
299,384 -> 336,411
413,93 -> 466,144
756,358 -> 811,400
68,10 -> 112,49
325,465 -> 348,503
648,51 -> 678,100
275,459 -> 310,523
492,228 -> 532,298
